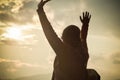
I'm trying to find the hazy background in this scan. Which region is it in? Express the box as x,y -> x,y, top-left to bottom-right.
0,0 -> 120,80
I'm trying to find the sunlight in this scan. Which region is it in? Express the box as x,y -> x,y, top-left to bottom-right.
4,27 -> 24,41
1,25 -> 38,45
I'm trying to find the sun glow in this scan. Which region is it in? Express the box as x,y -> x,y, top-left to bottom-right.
1,25 -> 39,45
3,27 -> 24,41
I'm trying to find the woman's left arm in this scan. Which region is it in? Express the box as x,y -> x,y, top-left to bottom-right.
80,12 -> 91,62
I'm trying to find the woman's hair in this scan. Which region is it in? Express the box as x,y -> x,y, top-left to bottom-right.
62,25 -> 81,45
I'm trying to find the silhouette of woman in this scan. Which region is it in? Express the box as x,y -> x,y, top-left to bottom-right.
37,0 -> 100,80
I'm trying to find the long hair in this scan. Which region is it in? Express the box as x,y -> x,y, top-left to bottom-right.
62,25 -> 81,46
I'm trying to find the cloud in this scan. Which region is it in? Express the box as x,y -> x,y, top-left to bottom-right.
0,58 -> 41,69
0,0 -> 22,24
0,0 -> 38,25
85,0 -> 120,39
0,0 -> 23,13
87,51 -> 120,80
0,58 -> 43,78
50,0 -> 81,23
0,57 -> 49,78
0,58 -> 43,75
0,26 -> 41,45
0,0 -> 44,46
0,12 -> 18,23
21,0 -> 37,10
0,0 -> 120,79
0,39 -> 18,45
111,52 -> 120,64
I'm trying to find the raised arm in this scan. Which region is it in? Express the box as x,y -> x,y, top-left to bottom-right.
37,0 -> 64,55
80,12 -> 91,64
80,12 -> 91,41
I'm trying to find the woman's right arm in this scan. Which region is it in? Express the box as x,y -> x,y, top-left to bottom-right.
37,0 -> 64,55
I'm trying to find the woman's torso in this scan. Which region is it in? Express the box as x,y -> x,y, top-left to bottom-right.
53,44 -> 88,80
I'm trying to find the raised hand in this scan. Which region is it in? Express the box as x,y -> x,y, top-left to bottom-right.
80,12 -> 91,41
38,0 -> 51,8
80,12 -> 91,25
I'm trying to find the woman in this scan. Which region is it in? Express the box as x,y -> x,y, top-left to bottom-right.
37,0 -> 100,80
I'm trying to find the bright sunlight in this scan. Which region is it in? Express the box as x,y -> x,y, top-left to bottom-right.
2,25 -> 36,44
3,27 -> 24,41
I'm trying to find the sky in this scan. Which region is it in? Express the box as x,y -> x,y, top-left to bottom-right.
0,0 -> 120,80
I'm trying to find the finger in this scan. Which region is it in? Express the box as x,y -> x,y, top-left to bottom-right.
88,15 -> 91,22
43,0 -> 51,6
85,11 -> 87,17
89,14 -> 91,19
87,12 -> 89,17
38,0 -> 43,7
40,0 -> 43,3
83,12 -> 85,18
80,16 -> 83,22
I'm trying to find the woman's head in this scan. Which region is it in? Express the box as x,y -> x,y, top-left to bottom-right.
62,25 -> 81,46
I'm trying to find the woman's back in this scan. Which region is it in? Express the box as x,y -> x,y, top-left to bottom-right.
54,44 -> 88,80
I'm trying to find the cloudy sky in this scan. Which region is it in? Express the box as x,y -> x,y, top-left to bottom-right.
0,0 -> 120,80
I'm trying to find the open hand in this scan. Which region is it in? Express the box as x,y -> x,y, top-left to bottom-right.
80,12 -> 91,25
38,0 -> 51,8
